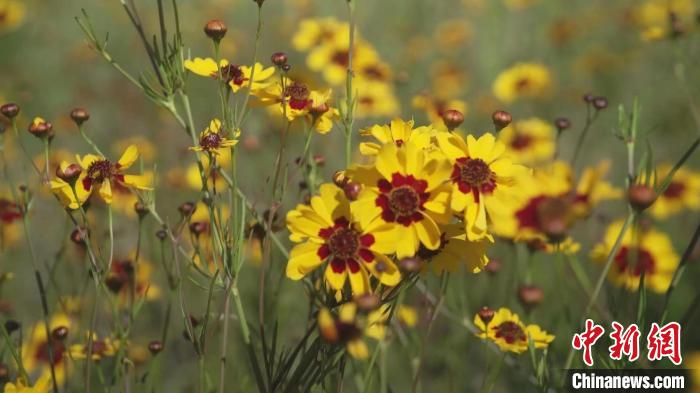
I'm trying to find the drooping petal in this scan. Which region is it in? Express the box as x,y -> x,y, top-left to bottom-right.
117,145 -> 139,169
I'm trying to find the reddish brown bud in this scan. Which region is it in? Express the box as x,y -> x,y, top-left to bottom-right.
355,293 -> 380,311
442,109 -> 464,131
71,227 -> 88,245
70,108 -> 90,126
55,164 -> 82,183
592,96 -> 608,110
309,102 -> 330,117
332,171 -> 348,188
134,202 -> 149,218
155,229 -> 168,241
189,221 -> 209,236
628,184 -> 657,212
51,326 -> 69,341
271,52 -> 288,67
343,182 -> 361,201
399,257 -> 423,273
0,363 -> 8,382
4,320 -> 20,334
204,19 -> 227,41
491,110 -> 512,131
281,64 -> 291,73
518,285 -> 544,308
484,258 -> 502,274
178,201 -> 196,217
583,93 -> 595,103
477,306 -> 494,324
0,103 -> 19,119
536,197 -> 572,242
105,275 -> 125,293
148,340 -> 164,355
28,118 -> 53,139
313,154 -> 326,166
554,117 -> 571,132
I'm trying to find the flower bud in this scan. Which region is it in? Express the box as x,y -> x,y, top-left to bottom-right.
178,201 -> 196,217
355,293 -> 380,311
491,110 -> 512,131
518,285 -> 544,309
55,164 -> 82,183
0,363 -> 8,382
343,182 -> 361,201
332,170 -> 348,188
204,19 -> 227,41
51,326 -> 69,341
71,227 -> 88,246
281,64 -> 291,73
536,197 -> 571,243
442,109 -> 464,131
0,103 -> 19,119
271,52 -> 288,67
484,258 -> 502,274
628,184 -> 656,212
399,257 -> 423,273
28,117 -> 53,139
477,306 -> 494,325
148,340 -> 164,355
582,93 -> 594,103
592,96 -> 608,110
156,229 -> 168,241
189,221 -> 209,236
134,202 -> 149,218
309,102 -> 330,117
70,108 -> 90,126
4,320 -> 20,334
313,154 -> 326,166
554,117 -> 571,132
105,275 -> 125,293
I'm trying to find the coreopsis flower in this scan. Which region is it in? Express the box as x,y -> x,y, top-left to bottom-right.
436,132 -> 527,241
348,140 -> 452,258
358,119 -> 434,156
430,61 -> 470,99
292,17 -> 348,51
355,82 -> 400,118
648,164 -> 700,219
419,224 -> 491,273
0,192 -> 22,248
0,0 -> 26,34
434,20 -> 473,53
184,58 -> 274,94
492,63 -> 552,103
21,313 -> 71,385
498,117 -> 556,166
307,39 -> 379,86
3,374 -> 51,393
258,79 -> 339,132
412,92 -> 469,128
286,183 -> 400,294
490,161 -> 620,252
474,307 -> 554,354
591,220 -> 679,293
69,332 -> 118,361
633,0 -> 694,41
105,257 -> 161,305
190,119 -> 239,155
318,302 -> 389,359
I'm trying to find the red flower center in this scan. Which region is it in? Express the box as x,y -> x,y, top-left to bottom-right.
218,64 -> 247,86
376,173 -> 429,226
615,247 -> 656,276
0,198 -> 21,224
452,157 -> 496,201
35,340 -> 65,365
510,134 -> 533,150
318,218 -> 375,274
87,159 -> 114,183
332,51 -> 350,67
200,132 -> 223,151
285,82 -> 311,110
493,321 -> 527,344
663,181 -> 685,199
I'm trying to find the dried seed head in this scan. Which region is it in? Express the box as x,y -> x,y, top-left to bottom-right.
355,293 -> 380,311
148,340 -> 164,355
70,108 -> 90,126
3,320 -> 20,334
55,163 -> 82,183
477,306 -> 494,324
204,19 -> 227,41
271,52 -> 288,67
628,184 -> 657,212
0,103 -> 19,119
51,326 -> 69,341
491,110 -> 512,131
554,117 -> 571,132
343,182 -> 361,201
399,257 -> 423,273
518,285 -> 544,308
442,109 -> 464,131
592,96 -> 608,110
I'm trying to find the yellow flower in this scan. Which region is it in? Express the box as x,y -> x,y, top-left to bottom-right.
436,132 -> 527,241
421,224 -> 491,273
0,190 -> 22,249
318,302 -> 389,359
648,164 -> 700,219
3,375 -> 51,393
184,58 -> 274,94
498,117 -> 555,166
307,39 -> 380,86
492,63 -> 552,103
21,314 -> 71,385
286,183 -> 401,294
474,307 -> 554,354
397,305 -> 418,327
69,332 -> 119,361
349,140 -> 452,259
106,255 -> 161,306
412,92 -> 469,128
634,0 -> 694,41
591,220 -> 679,294
0,0 -> 26,34
358,119 -> 434,156
355,81 -> 400,119
292,18 -> 348,52
51,145 -> 151,208
190,119 -> 239,155
258,78 -> 339,131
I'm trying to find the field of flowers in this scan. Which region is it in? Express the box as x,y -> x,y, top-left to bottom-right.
1,0 -> 700,392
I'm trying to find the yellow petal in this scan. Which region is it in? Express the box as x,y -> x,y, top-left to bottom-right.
117,145 -> 139,169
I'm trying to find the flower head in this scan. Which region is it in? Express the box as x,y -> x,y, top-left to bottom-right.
184,58 -> 274,94
69,332 -> 118,361
492,63 -> 552,103
318,302 -> 389,359
498,117 -> 556,166
191,119 -> 239,155
474,307 -> 554,354
21,313 -> 71,385
359,119 -> 434,156
648,164 -> 700,219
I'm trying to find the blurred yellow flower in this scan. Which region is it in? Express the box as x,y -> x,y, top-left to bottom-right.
498,117 -> 556,166
648,164 -> 700,219
318,302 -> 389,359
69,332 -> 118,361
22,313 -> 71,385
492,63 -> 552,103
3,375 -> 51,393
421,224 -> 491,273
292,18 -> 348,52
412,92 -> 468,128
474,307 -> 554,354
0,0 -> 26,34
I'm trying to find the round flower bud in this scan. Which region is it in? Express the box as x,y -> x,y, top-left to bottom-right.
0,103 -> 19,119
178,201 -> 196,217
343,182 -> 361,201
189,221 -> 209,236
592,96 -> 608,110
442,109 -> 464,131
134,202 -> 149,218
105,275 -> 125,293
355,293 -> 380,311
56,164 -> 82,184
399,257 -> 423,273
271,52 -> 288,67
51,326 -> 69,341
484,258 -> 502,274
155,229 -> 168,241
628,184 -> 657,212
204,19 -> 227,41
4,320 -> 20,334
536,197 -> 571,243
309,102 -> 330,117
518,285 -> 544,309
148,340 -> 164,355
281,64 -> 291,73
313,154 -> 326,166
554,117 -> 571,132
582,93 -> 594,103
477,306 -> 494,325
491,110 -> 512,131
332,170 -> 348,188
71,227 -> 88,246
28,118 -> 53,139
70,108 -> 90,126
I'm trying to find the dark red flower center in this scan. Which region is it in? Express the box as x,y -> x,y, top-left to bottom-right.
516,78 -> 531,91
285,82 -> 311,110
200,132 -> 223,151
87,159 -> 114,183
615,247 -> 656,276
493,321 -> 527,344
663,181 -> 685,199
376,173 -> 429,226
35,340 -> 65,365
332,51 -> 350,67
0,198 -> 21,224
318,218 -> 375,274
335,321 -> 362,341
451,157 -> 496,201
362,65 -> 387,81
510,133 -> 533,150
217,64 -> 247,86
